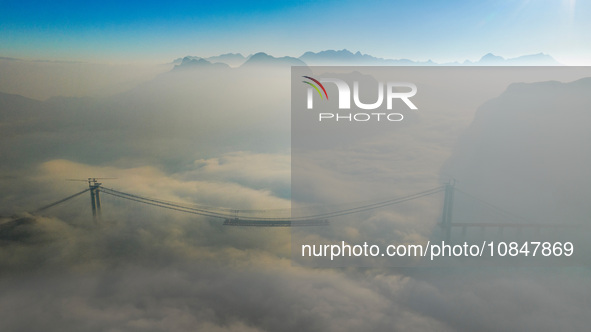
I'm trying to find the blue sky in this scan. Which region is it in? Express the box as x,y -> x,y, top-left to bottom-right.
1,0 -> 589,64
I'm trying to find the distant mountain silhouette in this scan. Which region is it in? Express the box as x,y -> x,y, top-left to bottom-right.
442,77 -> 591,223
172,57 -> 230,71
0,57 -> 295,170
474,53 -> 506,64
173,50 -> 561,67
462,52 -> 561,66
240,52 -> 306,67
297,49 -> 560,66
299,49 -> 425,66
173,53 -> 248,67
0,92 -> 43,121
205,53 -> 247,67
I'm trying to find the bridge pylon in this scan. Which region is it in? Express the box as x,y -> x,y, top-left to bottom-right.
441,180 -> 455,242
66,177 -> 116,223
88,178 -> 102,223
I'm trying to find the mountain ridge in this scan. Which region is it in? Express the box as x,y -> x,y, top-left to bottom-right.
174,49 -> 561,68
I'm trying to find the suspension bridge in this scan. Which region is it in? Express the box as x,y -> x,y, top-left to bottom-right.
31,178 -> 586,240
34,178 -> 444,227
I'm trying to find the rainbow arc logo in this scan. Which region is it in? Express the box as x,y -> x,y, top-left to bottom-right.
302,76 -> 328,100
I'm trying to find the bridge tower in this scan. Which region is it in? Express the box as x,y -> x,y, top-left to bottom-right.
66,177 -> 111,222
441,180 -> 455,242
88,178 -> 102,222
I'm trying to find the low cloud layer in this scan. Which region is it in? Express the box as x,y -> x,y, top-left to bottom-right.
1,65 -> 590,331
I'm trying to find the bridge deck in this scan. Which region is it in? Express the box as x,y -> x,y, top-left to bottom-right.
223,218 -> 329,227
450,222 -> 584,228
